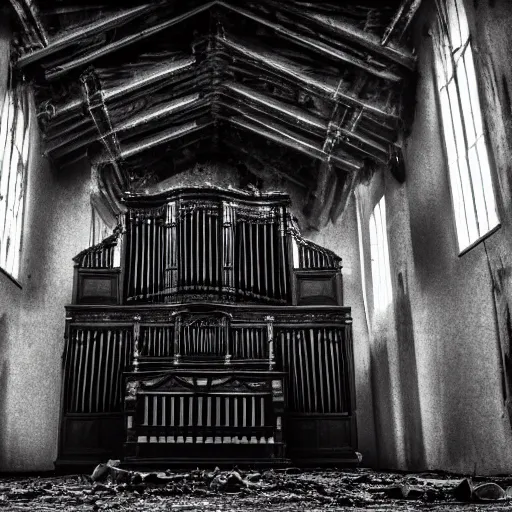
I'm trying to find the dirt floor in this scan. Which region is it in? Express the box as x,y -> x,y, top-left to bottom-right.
1,467 -> 512,511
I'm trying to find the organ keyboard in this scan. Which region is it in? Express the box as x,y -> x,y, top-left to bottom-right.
123,370 -> 285,463
58,186 -> 357,469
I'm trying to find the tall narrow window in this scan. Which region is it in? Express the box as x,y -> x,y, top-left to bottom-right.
434,0 -> 499,252
369,196 -> 392,312
0,74 -> 31,281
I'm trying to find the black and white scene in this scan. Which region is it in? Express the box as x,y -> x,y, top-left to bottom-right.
1,0 -> 512,510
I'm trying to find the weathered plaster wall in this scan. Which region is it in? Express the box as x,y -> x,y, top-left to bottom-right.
467,0 -> 512,440
0,17 -> 91,471
351,0 -> 512,474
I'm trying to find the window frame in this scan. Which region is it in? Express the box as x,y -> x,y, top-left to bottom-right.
433,0 -> 501,255
0,69 -> 31,285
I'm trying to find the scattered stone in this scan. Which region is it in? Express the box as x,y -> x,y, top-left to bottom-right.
352,473 -> 371,484
246,473 -> 261,482
4,467 -> 512,510
453,478 -> 473,501
131,473 -> 143,485
143,472 -> 175,485
91,463 -> 110,482
406,485 -> 426,499
472,482 -> 506,501
210,474 -> 227,491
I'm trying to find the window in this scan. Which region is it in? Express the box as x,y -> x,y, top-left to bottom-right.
434,0 -> 499,252
369,196 -> 392,312
0,74 -> 31,281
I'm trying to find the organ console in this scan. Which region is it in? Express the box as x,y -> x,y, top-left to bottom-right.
58,186 -> 357,468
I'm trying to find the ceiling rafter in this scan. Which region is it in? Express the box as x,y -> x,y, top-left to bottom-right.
43,2 -> 216,81
8,0 -> 48,50
9,0 -> 421,220
15,0 -> 418,83
224,111 -> 363,173
382,0 -> 423,46
17,3 -> 158,68
263,1 -> 416,69
221,81 -> 389,161
119,119 -> 214,160
217,2 -> 404,83
80,68 -> 122,162
41,58 -> 197,124
217,35 -> 399,122
116,93 -> 206,133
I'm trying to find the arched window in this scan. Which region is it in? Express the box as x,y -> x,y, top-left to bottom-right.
434,0 -> 499,253
0,72 -> 31,281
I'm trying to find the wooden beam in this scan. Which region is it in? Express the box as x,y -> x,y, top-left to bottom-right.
120,119 -> 213,159
221,82 -> 389,161
43,2 -> 215,81
17,3 -> 157,67
222,81 -> 326,131
217,35 -> 399,122
218,2 -> 403,83
46,93 -> 207,157
8,0 -> 48,49
81,68 -> 121,161
45,58 -> 196,122
45,125 -> 97,155
382,0 -> 423,46
264,1 -> 415,70
115,93 -> 205,132
224,113 -> 363,173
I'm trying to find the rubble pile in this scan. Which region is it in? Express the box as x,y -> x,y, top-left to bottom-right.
1,466 -> 512,510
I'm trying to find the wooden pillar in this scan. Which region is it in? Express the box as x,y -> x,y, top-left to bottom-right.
132,314 -> 141,372
221,202 -> 235,296
266,315 -> 275,370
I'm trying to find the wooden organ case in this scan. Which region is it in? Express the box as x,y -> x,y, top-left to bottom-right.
58,187 -> 357,468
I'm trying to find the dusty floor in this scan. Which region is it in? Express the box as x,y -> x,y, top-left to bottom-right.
0,467 -> 512,511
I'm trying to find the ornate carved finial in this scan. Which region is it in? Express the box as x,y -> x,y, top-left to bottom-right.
132,315 -> 142,372
266,316 -> 275,370
125,379 -> 139,401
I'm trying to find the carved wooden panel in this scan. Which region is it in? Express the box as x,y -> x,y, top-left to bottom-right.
77,270 -> 119,305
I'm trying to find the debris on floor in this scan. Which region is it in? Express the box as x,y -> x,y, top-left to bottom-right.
1,467 -> 512,510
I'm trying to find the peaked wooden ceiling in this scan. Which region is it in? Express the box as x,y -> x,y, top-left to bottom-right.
8,0 -> 421,225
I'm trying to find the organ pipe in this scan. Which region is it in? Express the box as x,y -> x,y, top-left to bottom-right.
64,188 -> 354,466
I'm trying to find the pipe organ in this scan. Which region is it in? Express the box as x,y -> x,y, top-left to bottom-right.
59,187 -> 357,468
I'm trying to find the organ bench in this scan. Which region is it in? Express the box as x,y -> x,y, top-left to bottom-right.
57,187 -> 357,468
